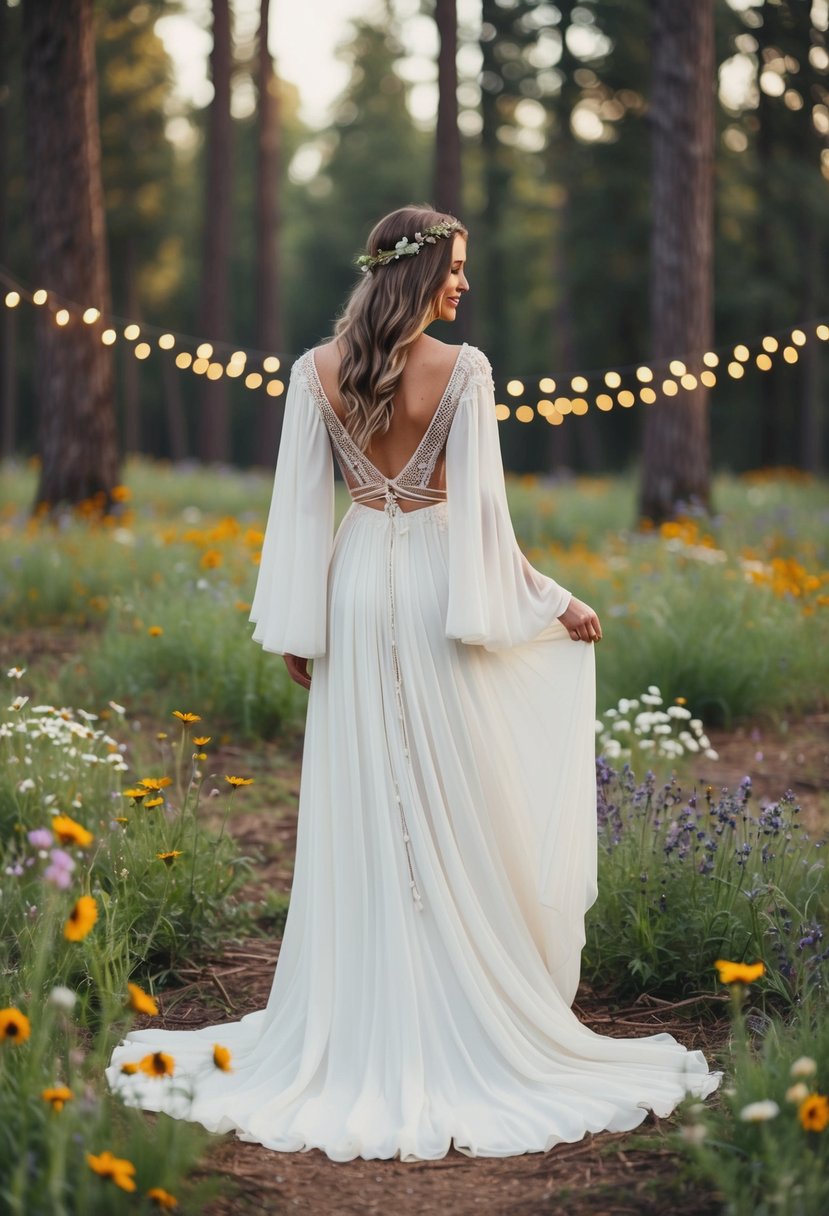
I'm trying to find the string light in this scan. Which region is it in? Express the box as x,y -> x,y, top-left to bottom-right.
1,264 -> 827,418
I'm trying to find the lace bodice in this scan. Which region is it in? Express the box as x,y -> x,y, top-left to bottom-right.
296,342 -> 489,506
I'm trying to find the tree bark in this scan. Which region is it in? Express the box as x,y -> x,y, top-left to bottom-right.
198,0 -> 233,464
639,0 -> 714,523
254,0 -> 284,467
0,0 -> 17,460
21,0 -> 119,507
434,0 -> 461,216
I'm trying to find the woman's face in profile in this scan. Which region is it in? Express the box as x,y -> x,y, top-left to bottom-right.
432,234 -> 469,324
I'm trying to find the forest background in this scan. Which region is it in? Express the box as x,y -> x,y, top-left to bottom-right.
1,0 -> 828,486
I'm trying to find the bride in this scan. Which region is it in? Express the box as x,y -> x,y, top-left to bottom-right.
106,203 -> 722,1161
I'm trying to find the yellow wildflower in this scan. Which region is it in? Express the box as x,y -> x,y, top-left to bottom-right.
51,814 -> 94,848
138,1050 -> 175,1078
127,983 -> 159,1016
148,1187 -> 179,1209
148,625 -> 164,637
799,1093 -> 829,1132
225,775 -> 254,788
714,959 -> 765,985
200,549 -> 223,569
143,797 -> 164,809
41,1085 -> 74,1112
157,850 -> 183,865
172,710 -> 201,724
192,736 -> 211,747
213,1044 -> 233,1072
120,1061 -> 139,1075
0,1007 -> 31,1044
86,1150 -> 137,1192
64,895 -> 98,942
139,777 -> 172,791
122,788 -> 147,800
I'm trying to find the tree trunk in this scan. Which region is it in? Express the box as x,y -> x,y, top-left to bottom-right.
434,0 -> 461,216
639,0 -> 714,523
254,0 -> 284,467
479,0 -> 509,367
21,0 -> 119,508
0,0 -> 17,460
198,0 -> 233,464
800,202 -> 822,473
121,235 -> 141,454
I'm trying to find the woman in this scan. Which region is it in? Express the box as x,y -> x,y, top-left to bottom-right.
106,204 -> 721,1161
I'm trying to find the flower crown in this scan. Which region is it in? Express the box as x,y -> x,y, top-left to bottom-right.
355,219 -> 464,273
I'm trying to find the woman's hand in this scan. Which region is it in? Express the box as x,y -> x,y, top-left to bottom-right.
557,596 -> 603,643
284,654 -> 312,690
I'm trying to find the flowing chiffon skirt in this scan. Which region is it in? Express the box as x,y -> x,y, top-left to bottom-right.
105,498 -> 722,1161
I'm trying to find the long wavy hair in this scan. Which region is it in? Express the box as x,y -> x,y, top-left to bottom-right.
326,203 -> 468,453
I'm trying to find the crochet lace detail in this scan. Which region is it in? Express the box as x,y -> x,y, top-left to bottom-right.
297,343 -> 482,494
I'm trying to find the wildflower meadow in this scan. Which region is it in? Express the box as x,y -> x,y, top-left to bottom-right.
1,459 -> 827,1213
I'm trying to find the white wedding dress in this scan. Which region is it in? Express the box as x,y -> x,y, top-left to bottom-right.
105,342 -> 722,1161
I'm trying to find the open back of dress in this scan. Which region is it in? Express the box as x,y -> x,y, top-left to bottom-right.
106,341 -> 722,1162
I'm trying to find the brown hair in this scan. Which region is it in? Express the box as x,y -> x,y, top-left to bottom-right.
326,203 -> 468,452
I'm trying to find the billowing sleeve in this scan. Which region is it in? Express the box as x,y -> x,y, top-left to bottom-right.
445,350 -> 572,651
249,362 -> 335,658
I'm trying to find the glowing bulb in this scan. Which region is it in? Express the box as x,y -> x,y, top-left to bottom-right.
783,346 -> 798,363
134,342 -> 151,359
669,359 -> 686,376
816,324 -> 829,340
539,376 -> 556,392
33,289 -> 48,305
506,379 -> 524,397
196,342 -> 213,359
516,405 -> 534,423
640,387 -> 657,404
263,355 -> 281,373
494,403 -> 510,420
756,353 -> 772,371
245,372 -> 263,390
266,379 -> 285,396
761,335 -> 778,353
791,329 -> 806,346
733,344 -> 750,361
101,329 -> 117,345
158,333 -> 176,350
124,324 -> 140,341
604,371 -> 621,388
55,309 -> 70,326
546,411 -> 563,426
571,398 -> 589,416
570,375 -> 588,393
661,380 -> 679,396
554,397 -> 572,415
4,291 -> 20,307
702,351 -> 719,367
192,357 -> 209,375
700,370 -> 716,387
635,366 -> 653,382
175,352 -> 193,369
82,307 -> 100,324
595,394 -> 614,411
617,390 -> 635,408
680,373 -> 698,390
226,362 -> 244,378
206,362 -> 224,380
727,361 -> 744,378
230,350 -> 247,364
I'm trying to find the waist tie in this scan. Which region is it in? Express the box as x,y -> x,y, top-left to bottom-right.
360,479 -> 443,913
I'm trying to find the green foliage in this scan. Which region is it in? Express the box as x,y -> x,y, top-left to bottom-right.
675,990 -> 829,1216
583,763 -> 827,1005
